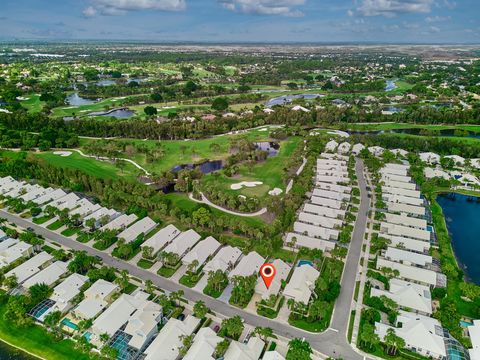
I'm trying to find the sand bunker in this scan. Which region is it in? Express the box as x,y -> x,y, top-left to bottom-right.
53,151 -> 72,157
230,181 -> 263,190
268,188 -> 283,196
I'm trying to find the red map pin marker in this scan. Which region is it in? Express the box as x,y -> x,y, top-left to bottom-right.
260,263 -> 276,289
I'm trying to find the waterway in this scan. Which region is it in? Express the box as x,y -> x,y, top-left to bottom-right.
385,80 -> 397,92
265,93 -> 323,107
437,193 -> 480,285
0,339 -> 37,360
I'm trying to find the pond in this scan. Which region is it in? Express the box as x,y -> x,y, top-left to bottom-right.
382,106 -> 404,114
171,160 -> 224,174
266,93 -> 323,107
96,79 -> 116,87
437,193 -> 480,285
350,127 -> 480,139
385,80 -> 397,92
0,341 -> 36,360
254,142 -> 280,156
66,92 -> 97,106
88,108 -> 135,119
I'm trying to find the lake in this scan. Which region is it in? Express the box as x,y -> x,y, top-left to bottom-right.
88,108 -> 135,119
437,193 -> 480,285
265,93 -> 323,107
385,80 -> 397,92
66,92 -> 97,106
0,340 -> 36,360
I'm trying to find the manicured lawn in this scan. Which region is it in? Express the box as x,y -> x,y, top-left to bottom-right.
203,283 -> 227,299
124,282 -> 138,295
20,94 -> 45,113
0,301 -> 91,360
179,272 -> 204,288
76,232 -> 94,243
345,122 -> 480,132
157,265 -> 179,278
32,215 -> 53,224
61,227 -> 80,237
34,151 -> 138,181
47,220 -> 65,231
137,258 -> 155,269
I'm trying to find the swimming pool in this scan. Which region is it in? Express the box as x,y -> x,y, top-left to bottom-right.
61,318 -> 79,331
83,332 -> 92,342
298,260 -> 314,267
460,320 -> 473,328
427,225 -> 434,232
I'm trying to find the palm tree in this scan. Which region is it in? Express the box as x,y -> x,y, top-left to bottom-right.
384,328 -> 405,356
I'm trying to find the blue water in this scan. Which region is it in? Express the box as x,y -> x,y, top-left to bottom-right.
61,318 -> 79,330
298,260 -> 314,267
66,92 -> 96,106
427,225 -> 434,232
437,193 -> 480,284
266,93 -> 323,107
460,320 -> 473,328
385,80 -> 397,92
0,341 -> 36,360
83,332 -> 92,342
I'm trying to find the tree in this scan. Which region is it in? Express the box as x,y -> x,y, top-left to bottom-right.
4,274 -> 18,290
193,300 -> 208,319
214,339 -> 230,358
144,279 -> 155,295
169,290 -> 184,307
207,270 -> 228,293
360,323 -> 380,350
308,300 -> 328,321
221,316 -> 244,339
85,218 -> 96,232
253,326 -> 273,342
115,270 -> 129,291
187,259 -> 199,274
101,346 -> 118,360
144,106 -> 158,117
29,283 -> 53,305
68,251 -> 99,274
178,334 -> 194,356
211,97 -> 229,111
142,246 -> 154,260
384,328 -> 405,356
287,338 -> 312,360
100,332 -> 110,344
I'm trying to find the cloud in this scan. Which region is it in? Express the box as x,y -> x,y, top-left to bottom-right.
356,0 -> 434,17
425,15 -> 450,23
429,25 -> 440,32
83,0 -> 186,17
218,0 -> 306,17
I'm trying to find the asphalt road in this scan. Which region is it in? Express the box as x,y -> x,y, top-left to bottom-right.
0,159 -> 370,359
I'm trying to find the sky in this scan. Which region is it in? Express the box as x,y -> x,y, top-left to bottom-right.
0,0 -> 479,43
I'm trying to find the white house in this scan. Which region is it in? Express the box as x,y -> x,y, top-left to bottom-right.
91,291 -> 161,349
23,261 -> 68,289
141,224 -> 181,256
337,142 -> 351,155
263,351 -> 286,360
229,252 -> 265,278
117,217 -> 157,243
376,258 -> 440,287
375,311 -> 446,359
387,202 -> 426,218
44,273 -> 89,316
285,232 -> 336,252
384,213 -> 427,230
309,196 -> 342,210
72,279 -> 119,320
255,259 -> 291,300
33,188 -> 67,206
424,167 -> 450,180
183,327 -> 223,360
381,234 -> 430,254
143,315 -> 201,360
224,337 -> 265,360
182,236 -> 221,271
162,229 -> 201,259
371,278 -> 432,315
383,247 -> 433,268
303,203 -> 346,220
312,188 -> 350,202
444,155 -> 465,166
0,240 -> 34,268
314,182 -> 351,194
203,246 -> 242,274
380,223 -> 430,242
368,146 -> 385,157
352,143 -> 365,155
419,152 -> 441,165
47,193 -> 80,211
382,186 -> 421,199
298,212 -> 343,229
283,264 -> 320,304
325,140 -> 339,152
5,251 -> 53,284
467,320 -> 480,360
100,213 -> 138,231
293,222 -> 339,241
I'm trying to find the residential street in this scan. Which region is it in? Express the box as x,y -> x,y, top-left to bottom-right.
0,159 -> 370,359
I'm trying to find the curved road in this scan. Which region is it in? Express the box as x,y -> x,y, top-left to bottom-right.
0,159 -> 369,359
